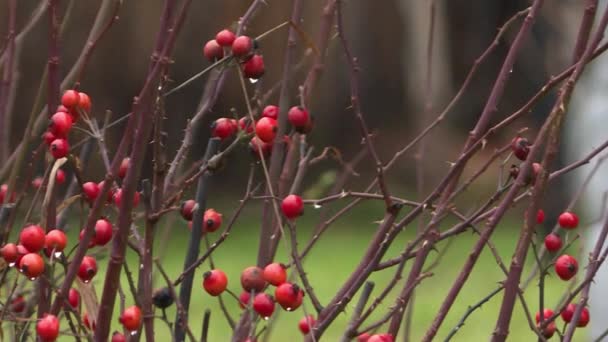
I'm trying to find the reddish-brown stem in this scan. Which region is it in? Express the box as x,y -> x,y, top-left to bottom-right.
0,0 -> 17,163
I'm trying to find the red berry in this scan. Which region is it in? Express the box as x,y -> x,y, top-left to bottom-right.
561,303 -> 590,327
49,111 -> 73,137
181,200 -> 196,221
544,233 -> 562,252
511,137 -> 530,161
113,188 -> 140,208
119,157 -> 130,179
61,90 -> 80,108
232,36 -> 252,57
79,229 -> 96,248
36,314 -> 60,342
78,255 -> 98,283
298,315 -> 315,334
263,262 -> 287,286
119,305 -> 142,331
216,29 -> 236,46
536,209 -> 545,224
43,131 -> 56,146
98,180 -> 115,203
252,293 -> 275,318
49,138 -> 69,159
275,282 -> 304,311
83,312 -> 96,330
45,229 -> 67,252
93,218 -> 113,246
242,54 -> 265,79
555,254 -> 578,280
255,117 -> 277,143
203,208 -> 222,232
541,322 -> 557,338
68,288 -> 80,308
203,40 -> 223,62
82,182 -> 101,203
78,92 -> 91,112
281,194 -> 304,219
19,253 -> 45,278
262,105 -> 279,120
288,106 -> 310,128
241,266 -> 266,292
561,303 -> 575,322
558,212 -> 579,229
1,243 -> 19,264
249,136 -> 272,159
211,118 -> 237,140
535,308 -> 554,324
9,295 -> 25,312
20,224 -> 46,252
0,183 -> 14,204
32,177 -> 44,189
238,117 -> 254,133
202,269 -> 228,296
55,169 -> 66,184
368,334 -> 394,342
112,331 -> 127,342
358,333 -> 371,342
239,291 -> 251,309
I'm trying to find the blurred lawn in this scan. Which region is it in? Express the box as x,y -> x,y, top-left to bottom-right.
39,200 -> 586,341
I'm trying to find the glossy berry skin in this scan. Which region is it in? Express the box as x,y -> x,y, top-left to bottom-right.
535,308 -> 554,324
113,188 -> 140,208
231,36 -> 253,57
298,315 -> 315,334
368,334 -> 394,342
9,295 -> 26,313
241,266 -> 266,292
203,40 -> 223,62
98,181 -> 115,203
82,182 -> 101,203
78,255 -> 98,282
249,136 -> 272,159
544,233 -> 562,252
45,229 -> 67,252
253,293 -> 275,318
1,243 -> 19,264
119,305 -> 142,331
561,303 -> 590,327
61,90 -> 80,108
78,92 -> 92,112
203,269 -> 228,296
555,254 -> 578,280
242,54 -> 265,79
152,287 -> 174,309
55,169 -> 66,184
558,212 -> 579,229
49,138 -> 69,159
49,111 -> 73,137
288,106 -> 310,128
536,209 -> 545,224
19,253 -> 45,278
358,333 -> 371,342
238,117 -> 254,133
43,131 -> 56,146
111,331 -> 127,342
68,288 -> 80,308
37,314 -> 60,342
262,105 -> 279,120
239,291 -> 251,309
204,208 -> 223,232
212,118 -> 236,140
275,282 -> 304,311
281,194 -> 304,219
79,229 -> 96,248
20,225 -> 46,252
216,29 -> 236,46
541,322 -> 557,338
511,137 -> 530,161
119,158 -> 130,179
94,219 -> 113,246
255,117 -> 277,143
181,200 -> 196,221
263,263 -> 287,286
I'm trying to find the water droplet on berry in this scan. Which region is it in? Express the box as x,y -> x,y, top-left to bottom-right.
29,277 -> 37,281
54,252 -> 62,258
8,262 -> 15,267
263,316 -> 269,321
313,203 -> 322,209
248,78 -> 259,84
130,330 -> 137,336
83,280 -> 90,284
286,307 -> 293,311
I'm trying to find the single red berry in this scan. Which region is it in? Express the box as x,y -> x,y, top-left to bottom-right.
78,255 -> 98,283
0,183 -> 13,204
203,40 -> 223,62
203,208 -> 223,232
1,243 -> 19,264
262,105 -> 279,120
82,182 -> 101,203
55,169 -> 66,185
555,254 -> 578,281
112,331 -> 127,342
511,137 -> 530,161
9,295 -> 25,313
20,225 -> 46,252
49,111 -> 73,137
61,90 -> 80,108
36,314 -> 60,342
253,293 -> 275,318
535,308 -> 554,324
263,262 -> 287,286
357,333 -> 371,342
68,288 -> 80,308
242,54 -> 265,79
212,118 -> 237,140
241,266 -> 266,292
79,229 -> 96,248
558,212 -> 579,229
275,282 -> 304,311
32,177 -> 44,189
239,291 -> 251,309
93,218 -> 113,246
368,334 -> 394,342
249,136 -> 272,159
119,157 -> 130,179
78,92 -> 92,112
19,253 -> 45,278
216,29 -> 236,46
202,269 -> 228,296
45,229 -> 67,252
119,305 -> 142,331
181,200 -> 196,221
113,188 -> 140,208
281,194 -> 304,219
298,315 -> 315,334
238,117 -> 254,133
544,233 -> 562,252
540,321 -> 557,339
288,106 -> 310,128
232,36 -> 253,57
83,312 -> 96,330
43,131 -> 56,146
49,138 -> 69,159
577,307 -> 590,327
536,209 -> 545,224
255,117 -> 277,143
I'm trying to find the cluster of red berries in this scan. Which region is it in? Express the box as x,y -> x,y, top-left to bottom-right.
534,304 -> 589,338
203,29 -> 265,79
80,159 -> 140,208
536,210 -> 580,281
43,90 -> 91,160
509,136 -> 543,184
180,200 -> 223,232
